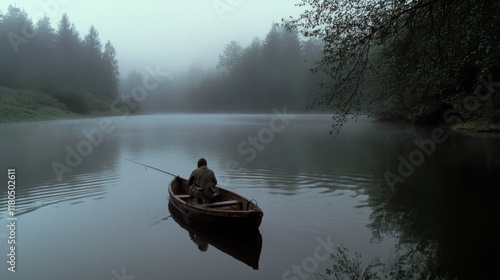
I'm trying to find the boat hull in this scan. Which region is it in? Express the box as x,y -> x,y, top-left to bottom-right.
168,177 -> 263,230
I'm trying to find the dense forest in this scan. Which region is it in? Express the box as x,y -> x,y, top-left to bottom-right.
0,6 -> 119,116
121,25 -> 329,113
2,1 -> 499,128
0,5 -> 328,119
284,0 -> 500,131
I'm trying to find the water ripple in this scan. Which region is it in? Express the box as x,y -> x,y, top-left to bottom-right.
0,171 -> 118,219
225,166 -> 380,197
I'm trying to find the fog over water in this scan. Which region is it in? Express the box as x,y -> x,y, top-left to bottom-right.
1,1 -> 500,279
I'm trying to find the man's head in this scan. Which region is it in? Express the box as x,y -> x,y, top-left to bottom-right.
197,158 -> 207,168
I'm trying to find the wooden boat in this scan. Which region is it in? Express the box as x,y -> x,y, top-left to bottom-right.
168,177 -> 263,230
168,202 -> 263,269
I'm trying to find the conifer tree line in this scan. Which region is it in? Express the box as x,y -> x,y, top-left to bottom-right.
0,6 -> 119,113
1,6 -> 329,114
129,24 -> 330,113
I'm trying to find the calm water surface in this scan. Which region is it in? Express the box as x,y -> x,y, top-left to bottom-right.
0,114 -> 499,279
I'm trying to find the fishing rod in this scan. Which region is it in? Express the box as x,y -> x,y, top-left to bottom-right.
121,157 -> 178,177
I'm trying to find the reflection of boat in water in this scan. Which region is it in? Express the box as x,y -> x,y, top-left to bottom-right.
169,177 -> 263,230
168,202 -> 263,270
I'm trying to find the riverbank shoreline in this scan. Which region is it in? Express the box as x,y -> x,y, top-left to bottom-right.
451,121 -> 500,133
449,121 -> 500,138
2,88 -> 499,138
0,87 -> 116,123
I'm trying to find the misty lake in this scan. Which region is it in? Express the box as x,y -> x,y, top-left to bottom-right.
1,113 -> 499,279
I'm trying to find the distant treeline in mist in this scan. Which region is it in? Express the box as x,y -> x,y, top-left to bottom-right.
122,25 -> 330,113
0,6 -> 119,114
1,4 -> 328,115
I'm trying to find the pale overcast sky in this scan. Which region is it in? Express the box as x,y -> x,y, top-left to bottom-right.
1,0 -> 306,76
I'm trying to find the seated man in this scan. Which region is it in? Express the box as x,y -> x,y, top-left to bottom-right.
188,158 -> 218,203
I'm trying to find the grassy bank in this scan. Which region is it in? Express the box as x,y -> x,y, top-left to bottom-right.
0,87 -> 113,122
451,121 -> 500,134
